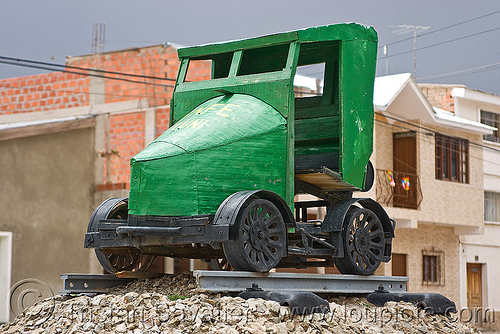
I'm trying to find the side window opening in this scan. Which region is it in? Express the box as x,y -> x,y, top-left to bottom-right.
185,59 -> 213,82
294,42 -> 339,109
294,42 -> 341,172
295,63 -> 324,98
238,44 -> 289,76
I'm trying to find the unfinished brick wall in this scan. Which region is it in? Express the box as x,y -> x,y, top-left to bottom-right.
67,46 -> 180,107
419,84 -> 464,112
65,45 -> 210,188
0,72 -> 89,114
107,112 -> 146,184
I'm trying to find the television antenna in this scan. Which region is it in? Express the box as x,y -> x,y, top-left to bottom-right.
390,25 -> 430,78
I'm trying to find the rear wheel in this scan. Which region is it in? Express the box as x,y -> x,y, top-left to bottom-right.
223,198 -> 286,272
335,207 -> 385,275
87,198 -> 154,274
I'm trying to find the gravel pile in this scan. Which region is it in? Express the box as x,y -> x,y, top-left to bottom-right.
1,273 -> 481,334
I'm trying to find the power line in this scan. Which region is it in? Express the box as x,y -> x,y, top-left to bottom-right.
385,26 -> 500,59
380,9 -> 500,48
0,59 -> 175,88
376,111 -> 500,155
418,61 -> 500,81
0,55 -> 177,83
377,118 -> 500,171
375,118 -> 500,169
0,83 -> 161,100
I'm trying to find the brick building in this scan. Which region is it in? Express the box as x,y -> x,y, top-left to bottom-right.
0,44 -> 211,321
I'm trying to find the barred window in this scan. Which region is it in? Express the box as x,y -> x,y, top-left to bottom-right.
485,191 -> 500,222
481,110 -> 500,143
422,248 -> 445,285
435,133 -> 469,183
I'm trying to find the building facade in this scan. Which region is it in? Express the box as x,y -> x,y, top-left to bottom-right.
420,84 -> 500,329
368,74 -> 492,309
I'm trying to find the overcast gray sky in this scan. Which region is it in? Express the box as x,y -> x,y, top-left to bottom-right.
1,0 -> 500,95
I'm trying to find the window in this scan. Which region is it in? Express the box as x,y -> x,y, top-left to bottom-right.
485,191 -> 500,222
435,133 -> 469,183
422,248 -> 444,285
480,110 -> 500,142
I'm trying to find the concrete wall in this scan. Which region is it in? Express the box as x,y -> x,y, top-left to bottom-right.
0,127 -> 94,318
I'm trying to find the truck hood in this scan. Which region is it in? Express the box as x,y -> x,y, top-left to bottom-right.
132,94 -> 286,163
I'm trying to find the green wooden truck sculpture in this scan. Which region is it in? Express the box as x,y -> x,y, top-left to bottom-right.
84,23 -> 395,275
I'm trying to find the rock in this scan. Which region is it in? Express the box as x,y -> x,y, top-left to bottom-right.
0,273 -> 483,334
115,323 -> 127,333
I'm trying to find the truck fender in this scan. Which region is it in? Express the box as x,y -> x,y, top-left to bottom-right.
322,198 -> 394,236
322,198 -> 394,261
213,190 -> 295,229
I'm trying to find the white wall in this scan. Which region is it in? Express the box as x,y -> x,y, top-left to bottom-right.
0,232 -> 12,323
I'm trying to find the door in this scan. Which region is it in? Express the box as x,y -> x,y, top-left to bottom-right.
391,253 -> 407,277
467,263 -> 482,308
393,132 -> 418,209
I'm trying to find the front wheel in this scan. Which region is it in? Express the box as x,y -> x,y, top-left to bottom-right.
87,198 -> 154,274
335,207 -> 385,275
223,198 -> 286,272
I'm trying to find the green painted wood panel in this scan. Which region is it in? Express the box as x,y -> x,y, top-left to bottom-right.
339,40 -> 377,188
294,116 -> 340,142
129,94 -> 288,216
129,130 -> 287,216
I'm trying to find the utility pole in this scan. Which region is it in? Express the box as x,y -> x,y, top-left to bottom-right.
383,45 -> 389,76
391,25 -> 430,78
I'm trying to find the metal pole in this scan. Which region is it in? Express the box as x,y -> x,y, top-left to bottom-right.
390,25 -> 430,79
384,45 -> 389,76
413,28 -> 417,78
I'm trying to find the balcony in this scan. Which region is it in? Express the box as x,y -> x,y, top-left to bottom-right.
376,169 -> 423,209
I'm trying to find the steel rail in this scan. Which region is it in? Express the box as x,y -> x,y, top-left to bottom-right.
193,270 -> 407,294
60,271 -> 408,295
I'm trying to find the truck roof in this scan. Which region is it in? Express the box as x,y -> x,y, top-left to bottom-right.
178,23 -> 377,59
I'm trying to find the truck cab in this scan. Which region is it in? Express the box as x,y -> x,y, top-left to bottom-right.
85,23 -> 394,275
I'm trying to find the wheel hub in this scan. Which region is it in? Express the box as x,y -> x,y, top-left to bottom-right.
354,228 -> 370,255
249,220 -> 269,251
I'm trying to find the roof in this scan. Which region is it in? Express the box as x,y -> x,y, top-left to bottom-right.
0,116 -> 95,141
373,73 -> 496,135
433,107 -> 496,132
373,73 -> 412,107
178,23 -> 377,58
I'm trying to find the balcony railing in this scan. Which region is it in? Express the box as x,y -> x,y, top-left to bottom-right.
376,169 -> 423,209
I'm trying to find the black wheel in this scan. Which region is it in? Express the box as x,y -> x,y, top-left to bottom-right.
335,207 -> 385,275
87,198 -> 154,274
223,198 -> 286,272
209,258 -> 234,271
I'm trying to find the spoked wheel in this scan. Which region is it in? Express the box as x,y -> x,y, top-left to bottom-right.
223,198 -> 286,272
87,198 -> 154,274
335,207 -> 385,275
209,258 -> 234,271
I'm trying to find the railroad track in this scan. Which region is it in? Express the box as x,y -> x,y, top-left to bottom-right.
60,271 -> 408,295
